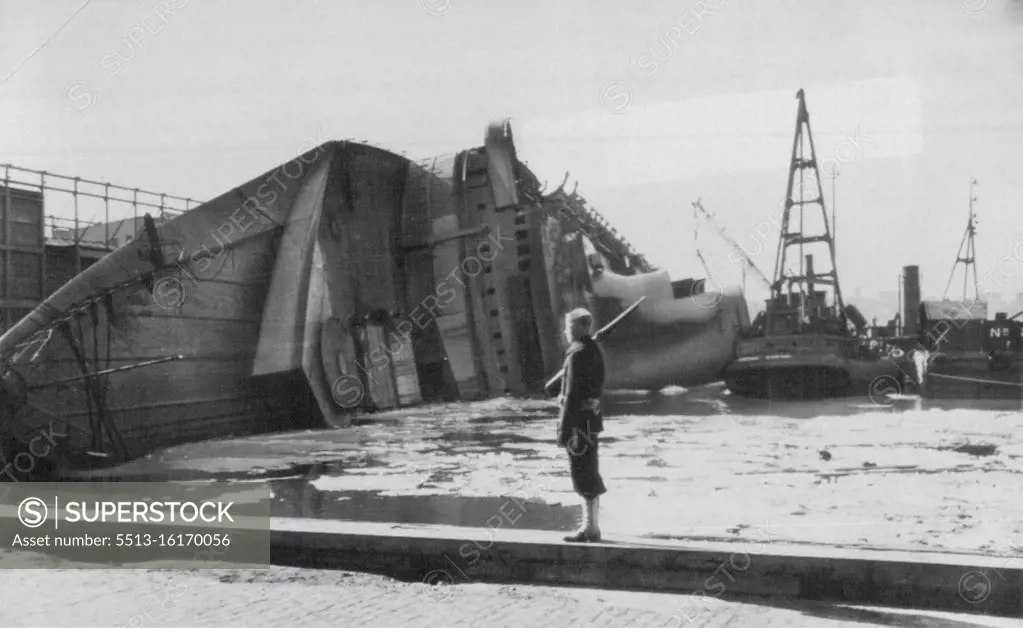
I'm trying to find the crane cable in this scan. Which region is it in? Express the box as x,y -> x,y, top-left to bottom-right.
691,199 -> 772,288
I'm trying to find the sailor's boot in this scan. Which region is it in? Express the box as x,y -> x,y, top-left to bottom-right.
563,499 -> 594,543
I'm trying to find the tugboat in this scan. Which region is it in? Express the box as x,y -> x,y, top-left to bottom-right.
912,180 -> 1023,401
723,89 -> 904,399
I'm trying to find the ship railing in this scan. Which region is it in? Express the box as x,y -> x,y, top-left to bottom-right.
1,163 -> 203,244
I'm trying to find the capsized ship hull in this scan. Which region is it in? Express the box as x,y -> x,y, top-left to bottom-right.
0,120 -> 668,477
587,269 -> 751,391
0,132 -> 559,477
0,141 -> 422,477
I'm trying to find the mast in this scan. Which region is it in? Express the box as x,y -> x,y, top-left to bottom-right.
831,166 -> 839,261
768,89 -> 844,333
943,179 -> 980,302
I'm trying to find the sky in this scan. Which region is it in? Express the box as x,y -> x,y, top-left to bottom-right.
1,0 -> 1021,316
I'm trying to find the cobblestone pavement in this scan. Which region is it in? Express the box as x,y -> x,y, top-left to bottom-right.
0,559 -> 1018,628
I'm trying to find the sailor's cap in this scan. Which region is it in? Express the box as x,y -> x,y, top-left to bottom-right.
565,307 -> 592,322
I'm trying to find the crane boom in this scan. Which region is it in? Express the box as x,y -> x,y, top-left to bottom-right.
691,200 -> 772,288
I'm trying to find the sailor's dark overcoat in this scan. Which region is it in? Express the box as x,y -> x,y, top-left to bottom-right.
557,334 -> 607,499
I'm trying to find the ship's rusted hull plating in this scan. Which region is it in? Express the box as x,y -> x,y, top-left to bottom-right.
0,122 -> 743,477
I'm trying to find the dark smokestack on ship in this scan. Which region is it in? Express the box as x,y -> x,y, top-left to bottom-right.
903,265 -> 921,336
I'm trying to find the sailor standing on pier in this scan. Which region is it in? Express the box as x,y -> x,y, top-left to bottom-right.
557,307 -> 607,543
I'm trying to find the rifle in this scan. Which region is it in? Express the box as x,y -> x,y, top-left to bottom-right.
544,296 -> 647,397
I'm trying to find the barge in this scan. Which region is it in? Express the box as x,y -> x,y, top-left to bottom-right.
902,188 -> 1023,402
914,301 -> 1022,400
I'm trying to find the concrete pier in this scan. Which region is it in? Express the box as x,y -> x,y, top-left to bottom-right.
268,518 -> 1022,618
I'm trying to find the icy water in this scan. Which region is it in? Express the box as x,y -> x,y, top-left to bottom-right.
104,388 -> 1023,556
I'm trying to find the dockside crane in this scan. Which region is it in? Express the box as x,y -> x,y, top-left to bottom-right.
720,89 -> 900,400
